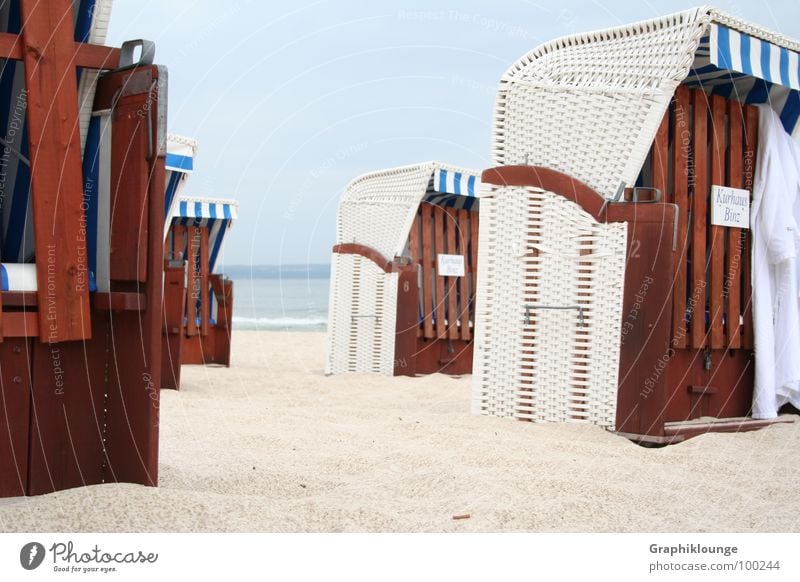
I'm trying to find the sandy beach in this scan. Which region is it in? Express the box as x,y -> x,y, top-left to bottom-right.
1,330 -> 798,533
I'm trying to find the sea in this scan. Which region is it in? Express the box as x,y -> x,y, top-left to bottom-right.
229,265 -> 330,332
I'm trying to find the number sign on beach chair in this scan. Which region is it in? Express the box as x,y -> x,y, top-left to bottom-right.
473,7 -> 800,442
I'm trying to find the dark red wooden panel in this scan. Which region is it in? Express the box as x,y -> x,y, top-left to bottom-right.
0,339 -> 32,497
110,96 -> 151,282
98,65 -> 165,489
27,309 -> 108,495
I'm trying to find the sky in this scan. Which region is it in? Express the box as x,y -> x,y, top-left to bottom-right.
106,0 -> 800,267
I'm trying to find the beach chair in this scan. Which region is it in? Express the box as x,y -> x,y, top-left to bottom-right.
327,162 -> 480,376
472,7 -> 800,442
0,0 -> 167,496
160,135 -> 197,390
162,195 -> 237,388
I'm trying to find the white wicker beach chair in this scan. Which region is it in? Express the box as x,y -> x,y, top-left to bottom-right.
475,6 -> 800,439
327,162 -> 480,376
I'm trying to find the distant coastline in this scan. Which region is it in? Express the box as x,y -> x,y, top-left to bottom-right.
223,264 -> 331,279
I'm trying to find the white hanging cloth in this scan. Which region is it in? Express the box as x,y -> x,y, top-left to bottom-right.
751,106 -> 800,419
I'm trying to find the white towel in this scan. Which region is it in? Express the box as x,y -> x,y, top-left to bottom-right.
751,105 -> 800,418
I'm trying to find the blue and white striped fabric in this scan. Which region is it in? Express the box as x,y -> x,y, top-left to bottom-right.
687,22 -> 800,137
423,166 -> 481,210
171,196 -> 238,272
164,134 -> 197,232
0,0 -> 112,265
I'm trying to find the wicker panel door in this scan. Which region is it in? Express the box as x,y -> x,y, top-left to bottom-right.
472,184 -> 627,428
515,188 -> 627,428
326,253 -> 398,375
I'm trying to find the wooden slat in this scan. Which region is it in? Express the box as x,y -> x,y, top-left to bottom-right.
0,32 -> 23,60
1,312 -> 39,337
691,89 -> 709,349
200,228 -> 210,337
709,94 -> 726,349
653,109 -> 670,202
726,99 -> 744,349
445,209 -> 459,340
458,210 -> 471,341
421,205 -> 435,339
74,42 -> 121,70
743,105 -> 758,349
22,0 -> 91,341
470,211 -> 479,326
408,213 -> 421,338
0,32 -> 120,69
186,227 -> 200,337
671,86 -> 691,348
434,206 -> 447,340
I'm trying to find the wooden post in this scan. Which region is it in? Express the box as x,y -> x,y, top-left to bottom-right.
690,90 -> 709,349
671,86 -> 690,348
186,227 -> 201,337
199,228 -> 210,337
421,205 -> 434,339
434,206 -> 446,339
20,0 -> 91,342
709,94 -> 726,349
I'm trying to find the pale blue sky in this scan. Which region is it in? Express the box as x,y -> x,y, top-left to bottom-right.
107,0 -> 800,266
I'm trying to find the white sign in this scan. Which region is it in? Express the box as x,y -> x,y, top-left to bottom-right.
437,254 -> 465,277
710,185 -> 750,229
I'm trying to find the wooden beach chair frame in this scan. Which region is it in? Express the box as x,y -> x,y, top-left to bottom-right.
0,0 -> 167,496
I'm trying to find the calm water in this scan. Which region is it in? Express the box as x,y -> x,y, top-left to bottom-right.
231,277 -> 329,331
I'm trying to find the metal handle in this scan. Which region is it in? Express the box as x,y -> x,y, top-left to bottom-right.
631,186 -> 661,203
525,304 -> 585,326
118,39 -> 156,69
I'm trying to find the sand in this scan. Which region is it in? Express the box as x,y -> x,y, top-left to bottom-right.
1,330 -> 799,532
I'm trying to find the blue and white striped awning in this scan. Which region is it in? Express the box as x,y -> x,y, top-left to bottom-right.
687,21 -> 800,137
423,166 -> 481,210
164,134 -> 197,228
171,196 -> 238,272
